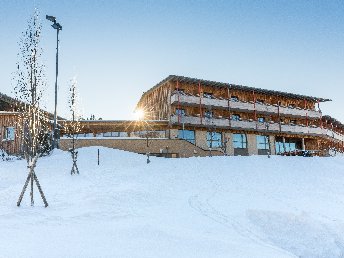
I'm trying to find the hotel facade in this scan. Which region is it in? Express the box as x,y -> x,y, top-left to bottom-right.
1,75 -> 344,157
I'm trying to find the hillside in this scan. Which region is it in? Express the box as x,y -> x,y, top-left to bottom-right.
1,147 -> 344,258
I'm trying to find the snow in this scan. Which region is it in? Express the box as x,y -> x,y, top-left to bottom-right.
1,147 -> 344,257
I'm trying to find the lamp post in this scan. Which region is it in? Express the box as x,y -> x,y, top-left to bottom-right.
46,15 -> 62,149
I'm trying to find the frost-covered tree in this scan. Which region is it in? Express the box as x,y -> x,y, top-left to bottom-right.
14,10 -> 49,207
65,77 -> 81,175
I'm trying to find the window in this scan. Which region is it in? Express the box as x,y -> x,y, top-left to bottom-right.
103,132 -> 128,137
207,132 -> 222,148
275,138 -> 299,154
4,127 -> 15,141
178,130 -> 195,144
290,120 -> 296,125
233,133 -> 247,149
231,96 -> 239,102
175,88 -> 184,94
204,110 -> 213,118
231,114 -> 241,121
203,92 -> 213,99
176,109 -> 186,116
258,117 -> 265,123
256,99 -> 265,104
257,135 -> 269,150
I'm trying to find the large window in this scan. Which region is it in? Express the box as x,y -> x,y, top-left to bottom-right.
233,133 -> 247,149
231,114 -> 241,121
178,130 -> 195,144
207,132 -> 222,148
5,127 -> 15,141
103,132 -> 128,137
257,135 -> 269,150
275,138 -> 299,154
176,109 -> 186,116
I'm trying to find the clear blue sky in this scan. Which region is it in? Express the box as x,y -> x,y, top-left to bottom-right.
1,0 -> 343,121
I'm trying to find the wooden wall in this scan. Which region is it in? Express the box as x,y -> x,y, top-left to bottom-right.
0,113 -> 22,154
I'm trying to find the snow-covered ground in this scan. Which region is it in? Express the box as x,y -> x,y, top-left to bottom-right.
1,147 -> 344,258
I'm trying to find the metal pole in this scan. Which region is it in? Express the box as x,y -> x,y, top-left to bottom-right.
53,28 -> 59,149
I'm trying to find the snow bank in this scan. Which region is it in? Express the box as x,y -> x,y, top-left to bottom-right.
1,147 -> 344,257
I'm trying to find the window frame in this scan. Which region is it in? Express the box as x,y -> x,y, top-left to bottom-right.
178,129 -> 195,144
232,133 -> 247,149
4,127 -> 15,141
206,131 -> 222,148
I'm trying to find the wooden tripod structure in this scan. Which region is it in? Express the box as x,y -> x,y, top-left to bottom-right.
17,156 -> 48,207
70,148 -> 79,175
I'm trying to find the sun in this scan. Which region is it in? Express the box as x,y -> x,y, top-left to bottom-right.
133,109 -> 145,121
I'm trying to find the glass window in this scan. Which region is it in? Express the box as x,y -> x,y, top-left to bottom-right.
231,96 -> 239,102
233,133 -> 247,149
178,130 -> 195,144
5,127 -> 15,141
257,135 -> 269,150
275,141 -> 285,154
204,110 -> 213,118
258,117 -> 265,123
176,109 -> 186,116
203,92 -> 213,99
207,132 -> 222,148
231,114 -> 241,121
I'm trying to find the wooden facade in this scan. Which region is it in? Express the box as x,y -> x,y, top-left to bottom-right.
136,75 -> 344,156
0,112 -> 22,154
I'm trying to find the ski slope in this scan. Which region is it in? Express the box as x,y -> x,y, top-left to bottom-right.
1,147 -> 344,258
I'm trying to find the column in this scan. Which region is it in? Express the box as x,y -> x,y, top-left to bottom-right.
247,134 -> 258,155
269,135 -> 276,155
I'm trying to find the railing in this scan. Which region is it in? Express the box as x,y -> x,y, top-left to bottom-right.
170,115 -> 344,141
171,93 -> 321,118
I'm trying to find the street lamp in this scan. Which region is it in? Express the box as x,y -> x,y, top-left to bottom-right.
46,15 -> 62,149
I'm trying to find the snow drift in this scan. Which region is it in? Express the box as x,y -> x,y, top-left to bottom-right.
1,147 -> 344,257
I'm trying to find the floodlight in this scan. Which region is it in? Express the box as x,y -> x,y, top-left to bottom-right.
46,15 -> 56,23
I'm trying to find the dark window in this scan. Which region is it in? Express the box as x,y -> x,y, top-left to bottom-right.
176,109 -> 186,116
204,110 -> 213,118
258,117 -> 265,123
256,99 -> 265,104
231,114 -> 241,121
257,135 -> 269,150
207,132 -> 222,148
290,120 -> 297,124
5,127 -> 15,141
233,133 -> 247,148
231,96 -> 239,102
203,92 -> 213,99
178,130 -> 195,144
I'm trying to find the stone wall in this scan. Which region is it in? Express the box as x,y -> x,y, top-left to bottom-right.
59,138 -> 223,158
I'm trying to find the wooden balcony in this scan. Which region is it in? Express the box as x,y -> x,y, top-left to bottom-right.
171,93 -> 321,118
170,115 -> 344,141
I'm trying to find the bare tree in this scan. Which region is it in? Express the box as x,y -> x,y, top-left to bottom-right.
65,77 -> 81,175
14,10 -> 49,207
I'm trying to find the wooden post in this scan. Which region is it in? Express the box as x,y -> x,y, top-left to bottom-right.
253,90 -> 256,121
97,148 -> 99,166
177,80 -> 180,124
227,87 -> 231,126
198,82 -> 203,124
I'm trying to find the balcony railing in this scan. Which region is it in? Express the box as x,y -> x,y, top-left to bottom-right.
171,93 -> 321,118
170,115 -> 344,141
